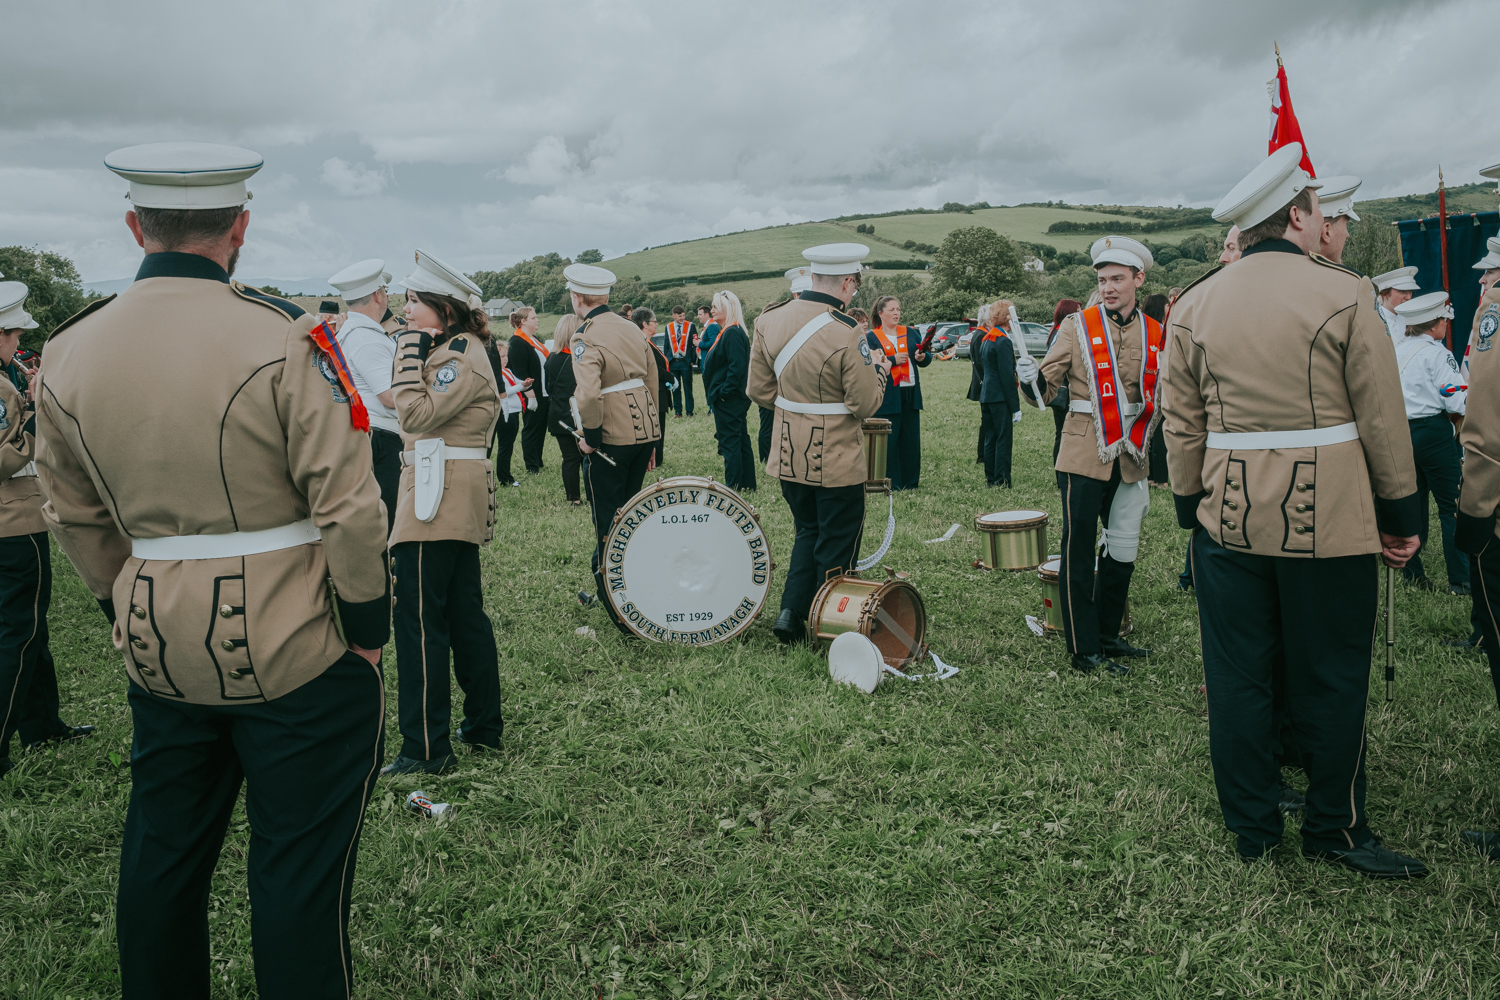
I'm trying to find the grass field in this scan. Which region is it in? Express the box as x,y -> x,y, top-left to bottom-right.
835,206 -> 1222,257
6,360 -> 1500,998
606,223 -> 874,284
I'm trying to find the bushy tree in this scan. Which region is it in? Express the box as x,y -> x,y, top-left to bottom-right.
0,246 -> 95,353
470,252 -> 572,313
1343,213 -> 1401,280
576,249 -> 604,264
931,226 -> 1025,296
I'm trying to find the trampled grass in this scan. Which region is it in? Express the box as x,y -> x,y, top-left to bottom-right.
5,361 -> 1500,998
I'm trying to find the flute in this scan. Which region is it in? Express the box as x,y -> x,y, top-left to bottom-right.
556,421 -> 617,466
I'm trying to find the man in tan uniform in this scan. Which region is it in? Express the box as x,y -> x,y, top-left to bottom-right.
1165,143 -> 1425,878
1017,235 -> 1161,675
747,244 -> 889,643
37,143 -> 391,996
0,281 -> 92,779
566,264 -> 662,632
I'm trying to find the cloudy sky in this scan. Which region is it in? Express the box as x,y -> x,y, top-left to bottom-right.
4,0 -> 1495,286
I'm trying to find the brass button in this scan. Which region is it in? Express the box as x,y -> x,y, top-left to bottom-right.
219,605 -> 233,618
1228,480 -> 1239,490
228,669 -> 242,680
1225,501 -> 1237,510
1296,484 -> 1308,492
1223,520 -> 1237,530
221,639 -> 236,652
138,666 -> 155,676
1294,525 -> 1307,534
132,606 -> 146,619
1296,504 -> 1309,513
132,638 -> 147,650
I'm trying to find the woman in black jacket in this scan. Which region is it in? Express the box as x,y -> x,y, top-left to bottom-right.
701,290 -> 755,492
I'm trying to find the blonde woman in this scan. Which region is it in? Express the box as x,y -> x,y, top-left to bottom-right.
701,290 -> 755,491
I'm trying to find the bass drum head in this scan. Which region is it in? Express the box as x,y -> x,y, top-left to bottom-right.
602,477 -> 772,644
829,632 -> 883,693
869,581 -> 926,667
976,509 -> 1048,531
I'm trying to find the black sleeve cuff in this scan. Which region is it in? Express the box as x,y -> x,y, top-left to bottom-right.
583,425 -> 604,449
22,415 -> 35,437
97,597 -> 116,624
337,592 -> 390,649
1456,511 -> 1496,555
1019,380 -> 1037,403
413,332 -> 433,361
1173,491 -> 1206,530
1375,492 -> 1425,538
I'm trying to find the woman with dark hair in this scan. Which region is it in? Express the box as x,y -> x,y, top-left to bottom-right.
382,251 -> 504,777
1142,293 -> 1171,485
868,295 -> 931,490
632,307 -> 673,468
1047,298 -> 1083,463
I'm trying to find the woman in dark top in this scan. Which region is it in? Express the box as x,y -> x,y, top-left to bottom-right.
701,290 -> 755,492
545,314 -> 583,505
632,307 -> 674,468
1047,298 -> 1082,464
1142,293 -> 1171,485
867,295 -> 932,490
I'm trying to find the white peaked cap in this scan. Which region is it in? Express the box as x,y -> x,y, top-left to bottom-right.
1089,235 -> 1153,272
1472,236 -> 1500,272
1395,291 -> 1453,325
105,142 -> 263,210
1213,144 -> 1323,230
1373,266 -> 1421,291
1480,161 -> 1500,180
562,263 -> 617,295
328,259 -> 392,301
785,265 -> 812,293
1315,175 -> 1361,222
0,282 -> 38,330
400,249 -> 482,300
802,243 -> 869,275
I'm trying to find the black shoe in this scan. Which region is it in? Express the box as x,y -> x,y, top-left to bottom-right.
1100,637 -> 1151,658
22,725 -> 96,751
1278,779 -> 1306,814
577,590 -> 598,608
380,754 -> 458,777
1071,653 -> 1129,676
1461,829 -> 1500,859
773,609 -> 806,644
1448,583 -> 1473,597
1303,839 -> 1428,879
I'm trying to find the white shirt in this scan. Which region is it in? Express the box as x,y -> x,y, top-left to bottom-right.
335,311 -> 399,434
1394,333 -> 1466,419
498,366 -> 526,420
1377,302 -> 1406,342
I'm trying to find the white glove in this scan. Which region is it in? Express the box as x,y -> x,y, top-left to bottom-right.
1012,410 -> 1023,425
1016,356 -> 1039,384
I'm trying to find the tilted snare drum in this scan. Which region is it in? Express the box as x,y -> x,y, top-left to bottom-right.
863,418 -> 891,494
975,510 -> 1048,571
602,476 -> 773,644
1036,555 -> 1132,637
810,571 -> 927,670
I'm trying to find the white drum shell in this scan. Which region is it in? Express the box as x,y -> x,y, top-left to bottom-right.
828,632 -> 883,693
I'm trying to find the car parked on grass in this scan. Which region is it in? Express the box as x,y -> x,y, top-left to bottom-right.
956,320 -> 1051,359
915,321 -> 968,355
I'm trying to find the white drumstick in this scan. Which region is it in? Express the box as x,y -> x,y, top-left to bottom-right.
1009,304 -> 1044,410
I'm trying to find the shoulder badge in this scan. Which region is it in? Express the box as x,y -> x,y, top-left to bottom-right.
47,294 -> 116,342
312,351 -> 350,403
1477,303 -> 1499,352
573,339 -> 586,357
232,281 -> 306,320
433,359 -> 460,392
0,397 -> 10,432
1309,253 -> 1360,278
858,338 -> 872,365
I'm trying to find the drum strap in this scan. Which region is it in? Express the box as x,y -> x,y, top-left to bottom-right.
874,606 -> 921,663
854,492 -> 895,572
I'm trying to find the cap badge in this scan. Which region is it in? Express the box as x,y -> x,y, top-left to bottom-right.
1104,238 -> 1112,248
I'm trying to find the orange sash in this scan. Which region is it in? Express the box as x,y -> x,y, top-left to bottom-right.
1075,306 -> 1164,459
513,328 -> 548,359
873,324 -> 910,385
308,320 -> 370,432
667,321 -> 691,357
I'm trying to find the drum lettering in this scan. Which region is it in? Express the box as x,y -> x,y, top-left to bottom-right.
753,572 -> 767,585
748,536 -> 764,551
687,489 -> 702,504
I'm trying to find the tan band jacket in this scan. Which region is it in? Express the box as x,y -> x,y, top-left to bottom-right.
390,329 -> 500,546
1164,241 -> 1421,557
0,370 -> 45,538
1459,285 -> 1500,537
571,306 -> 660,449
747,292 -> 887,488
36,253 -> 390,705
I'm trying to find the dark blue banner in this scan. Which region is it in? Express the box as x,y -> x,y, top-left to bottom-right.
1396,210 -> 1499,358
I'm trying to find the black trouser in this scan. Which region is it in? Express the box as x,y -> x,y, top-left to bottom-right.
1057,466 -> 1134,656
1148,421 -> 1169,483
370,428 -> 402,537
670,365 -> 694,415
492,413 -> 519,485
551,431 -> 582,502
1051,405 -> 1066,464
779,480 -> 865,620
586,442 -> 655,628
1471,547 -> 1500,708
391,540 -> 502,761
757,406 -> 774,464
117,651 -> 384,1000
887,396 -> 922,490
0,532 -> 65,759
521,396 -> 550,473
1403,414 -> 1469,587
1191,530 -> 1377,858
977,403 -> 991,464
714,400 -> 757,492
981,402 -> 1013,486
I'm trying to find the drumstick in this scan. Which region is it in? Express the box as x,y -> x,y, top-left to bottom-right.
556,421 -> 617,466
1009,305 -> 1044,411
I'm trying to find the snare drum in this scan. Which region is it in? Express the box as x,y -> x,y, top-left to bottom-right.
1035,555 -> 1132,637
975,510 -> 1048,570
810,572 -> 927,670
601,476 -> 773,644
863,418 -> 891,494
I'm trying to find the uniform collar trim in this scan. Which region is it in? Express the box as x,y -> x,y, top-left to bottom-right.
585,305 -> 612,319
134,251 -> 231,284
798,290 -> 846,310
1242,238 -> 1306,258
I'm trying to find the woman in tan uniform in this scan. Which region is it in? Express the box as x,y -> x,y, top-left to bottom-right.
382,251 -> 503,777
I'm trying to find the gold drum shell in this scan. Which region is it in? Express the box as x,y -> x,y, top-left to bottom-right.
975,510 -> 1048,570
863,418 -> 891,494
810,575 -> 927,670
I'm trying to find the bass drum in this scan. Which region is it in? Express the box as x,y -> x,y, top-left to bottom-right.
601,476 -> 773,644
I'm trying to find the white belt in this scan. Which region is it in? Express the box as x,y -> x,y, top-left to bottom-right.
131,518 -> 321,561
1069,400 -> 1143,417
1206,421 -> 1359,451
601,378 -> 644,395
368,412 -> 401,435
10,462 -> 36,479
402,446 -> 489,465
776,396 -> 852,416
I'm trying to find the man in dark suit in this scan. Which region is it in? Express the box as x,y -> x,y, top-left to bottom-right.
978,320 -> 1020,486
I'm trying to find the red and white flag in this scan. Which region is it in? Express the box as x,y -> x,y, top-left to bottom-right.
1268,57 -> 1315,177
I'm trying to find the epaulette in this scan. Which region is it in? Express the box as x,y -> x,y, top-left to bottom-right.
47,294 -> 116,342
761,297 -> 790,314
231,281 -> 306,320
829,310 -> 857,328
446,336 -> 469,354
575,320 -> 592,338
1309,253 -> 1360,279
1174,262 -> 1225,302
